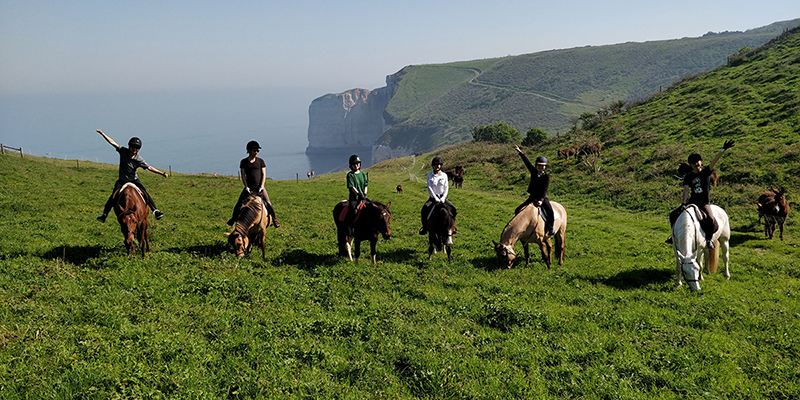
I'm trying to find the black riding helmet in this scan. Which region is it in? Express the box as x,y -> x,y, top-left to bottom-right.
431,156 -> 443,166
688,153 -> 702,163
349,154 -> 361,165
535,156 -> 548,165
128,137 -> 142,149
247,140 -> 261,151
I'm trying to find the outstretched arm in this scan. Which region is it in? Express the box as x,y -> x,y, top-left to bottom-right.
96,129 -> 120,149
514,145 -> 536,173
147,165 -> 168,178
707,139 -> 735,171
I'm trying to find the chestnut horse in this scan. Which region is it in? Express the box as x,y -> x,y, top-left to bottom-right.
114,183 -> 150,258
426,203 -> 455,261
227,195 -> 271,258
493,201 -> 567,268
333,200 -> 391,264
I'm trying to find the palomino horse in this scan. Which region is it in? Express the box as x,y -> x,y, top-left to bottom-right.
426,203 -> 455,261
114,183 -> 150,258
333,200 -> 391,264
671,204 -> 731,291
493,202 -> 567,268
227,195 -> 271,258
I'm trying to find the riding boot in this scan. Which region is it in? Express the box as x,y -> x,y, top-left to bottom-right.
545,222 -> 554,236
267,203 -> 280,228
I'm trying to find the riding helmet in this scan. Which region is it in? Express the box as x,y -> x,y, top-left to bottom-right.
349,154 -> 361,165
535,156 -> 548,165
431,156 -> 443,166
688,153 -> 702,163
128,137 -> 142,149
246,140 -> 261,151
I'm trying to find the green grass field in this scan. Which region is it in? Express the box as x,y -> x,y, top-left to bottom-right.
1,152 -> 798,399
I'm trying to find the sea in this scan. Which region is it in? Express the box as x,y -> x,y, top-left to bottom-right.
0,88 -> 370,180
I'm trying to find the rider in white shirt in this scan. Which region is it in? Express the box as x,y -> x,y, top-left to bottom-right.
419,157 -> 457,235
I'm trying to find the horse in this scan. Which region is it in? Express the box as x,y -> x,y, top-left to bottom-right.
426,203 -> 455,261
227,195 -> 271,258
757,186 -> 790,240
333,200 -> 391,264
670,204 -> 731,291
396,185 -> 403,193
493,201 -> 567,268
114,183 -> 150,258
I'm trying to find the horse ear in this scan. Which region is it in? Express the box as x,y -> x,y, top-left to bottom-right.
223,232 -> 231,236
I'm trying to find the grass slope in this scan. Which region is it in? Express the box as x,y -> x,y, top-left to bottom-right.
1,148 -> 798,398
376,19 -> 798,154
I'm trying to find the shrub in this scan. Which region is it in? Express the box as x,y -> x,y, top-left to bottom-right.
522,127 -> 548,147
473,122 -> 522,144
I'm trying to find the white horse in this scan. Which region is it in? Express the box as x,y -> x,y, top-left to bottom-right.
671,204 -> 731,291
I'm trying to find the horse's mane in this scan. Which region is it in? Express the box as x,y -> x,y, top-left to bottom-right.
234,197 -> 262,234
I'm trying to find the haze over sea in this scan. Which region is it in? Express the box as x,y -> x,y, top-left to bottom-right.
0,88 -> 357,180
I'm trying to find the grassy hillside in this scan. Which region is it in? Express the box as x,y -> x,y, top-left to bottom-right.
1,145 -> 799,398
375,19 -> 799,154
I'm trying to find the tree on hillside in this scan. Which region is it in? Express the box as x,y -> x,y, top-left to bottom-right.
472,122 -> 522,144
522,127 -> 548,147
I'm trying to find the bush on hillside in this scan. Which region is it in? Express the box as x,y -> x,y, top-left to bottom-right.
522,127 -> 548,147
472,122 -> 521,144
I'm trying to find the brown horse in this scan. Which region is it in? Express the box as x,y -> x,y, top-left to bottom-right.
493,201 -> 567,268
114,183 -> 150,258
333,200 -> 391,264
227,195 -> 271,258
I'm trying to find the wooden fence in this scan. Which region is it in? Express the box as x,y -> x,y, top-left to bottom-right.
0,143 -> 24,158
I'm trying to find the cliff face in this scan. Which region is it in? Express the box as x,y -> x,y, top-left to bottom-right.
306,86 -> 392,153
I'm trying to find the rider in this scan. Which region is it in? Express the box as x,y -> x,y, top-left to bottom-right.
96,129 -> 167,223
346,155 -> 369,221
514,145 -> 554,236
668,139 -> 735,249
419,156 -> 457,235
227,140 -> 280,227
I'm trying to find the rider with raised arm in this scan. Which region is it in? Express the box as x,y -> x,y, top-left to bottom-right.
514,145 -> 554,236
419,156 -> 457,235
668,139 -> 735,248
228,140 -> 280,227
95,129 -> 167,223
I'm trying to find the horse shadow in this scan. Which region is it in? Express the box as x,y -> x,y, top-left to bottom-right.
278,249 -> 339,271
470,256 -> 503,272
165,242 -> 230,258
592,268 -> 673,290
378,248 -> 419,264
41,245 -> 106,265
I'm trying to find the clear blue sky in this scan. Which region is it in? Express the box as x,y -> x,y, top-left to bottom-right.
3,0 -> 798,96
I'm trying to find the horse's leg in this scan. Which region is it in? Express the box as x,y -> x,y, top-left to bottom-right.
720,237 -> 731,280
428,237 -> 435,260
369,239 -> 378,265
525,242 -> 533,268
778,217 -> 785,240
445,243 -> 451,262
260,229 -> 267,259
673,245 -> 683,287
354,239 -> 362,264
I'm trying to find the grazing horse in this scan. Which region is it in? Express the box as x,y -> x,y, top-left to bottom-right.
757,186 -> 790,240
227,195 -> 271,258
426,203 -> 455,261
114,183 -> 150,258
670,204 -> 731,291
333,200 -> 392,264
493,201 -> 567,268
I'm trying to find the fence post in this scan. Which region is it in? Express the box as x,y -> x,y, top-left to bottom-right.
169,165 -> 172,175
76,159 -> 80,169
20,147 -> 24,158
296,173 -> 299,183
1,144 -> 4,155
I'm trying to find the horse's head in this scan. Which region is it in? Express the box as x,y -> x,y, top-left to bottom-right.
492,240 -> 516,268
676,249 -> 702,291
119,213 -> 139,254
227,231 -> 249,258
373,202 -> 392,240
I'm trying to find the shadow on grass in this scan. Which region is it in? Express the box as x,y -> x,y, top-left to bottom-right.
42,245 -> 107,265
277,249 -> 339,271
730,232 -> 758,247
471,256 -> 502,272
598,268 -> 673,290
165,242 -> 231,258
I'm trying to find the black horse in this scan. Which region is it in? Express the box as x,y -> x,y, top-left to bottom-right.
333,200 -> 392,264
426,203 -> 455,261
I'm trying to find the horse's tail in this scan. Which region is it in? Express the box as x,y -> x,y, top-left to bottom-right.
707,241 -> 719,273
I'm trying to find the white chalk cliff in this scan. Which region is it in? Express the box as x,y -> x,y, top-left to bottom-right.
306,87 -> 392,154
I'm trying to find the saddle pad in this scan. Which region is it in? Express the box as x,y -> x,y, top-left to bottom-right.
338,200 -> 365,222
540,208 -> 560,221
117,183 -> 146,204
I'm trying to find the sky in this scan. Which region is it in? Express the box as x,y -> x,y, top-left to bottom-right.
1,0 -> 798,176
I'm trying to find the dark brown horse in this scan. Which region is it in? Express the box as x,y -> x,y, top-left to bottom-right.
333,200 -> 391,264
114,183 -> 150,258
227,195 -> 271,258
426,203 -> 455,261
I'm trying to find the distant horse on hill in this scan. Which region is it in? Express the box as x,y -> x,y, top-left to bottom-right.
114,183 -> 150,258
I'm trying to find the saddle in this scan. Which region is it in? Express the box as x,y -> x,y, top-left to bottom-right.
680,204 -> 718,235
338,200 -> 365,223
114,183 -> 146,204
